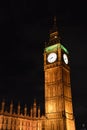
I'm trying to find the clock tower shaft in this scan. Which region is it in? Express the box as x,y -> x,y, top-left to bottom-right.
44,17 -> 76,130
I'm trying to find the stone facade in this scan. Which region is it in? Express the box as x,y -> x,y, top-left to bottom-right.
0,100 -> 46,130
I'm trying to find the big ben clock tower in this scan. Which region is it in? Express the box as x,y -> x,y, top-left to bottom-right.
44,17 -> 76,130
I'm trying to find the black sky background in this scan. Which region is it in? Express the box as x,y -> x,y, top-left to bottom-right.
0,0 -> 87,129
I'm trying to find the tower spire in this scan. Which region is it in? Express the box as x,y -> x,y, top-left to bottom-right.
50,16 -> 58,34
54,16 -> 56,24
49,16 -> 60,45
53,16 -> 57,31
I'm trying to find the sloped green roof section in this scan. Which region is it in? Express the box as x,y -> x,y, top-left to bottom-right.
45,43 -> 69,54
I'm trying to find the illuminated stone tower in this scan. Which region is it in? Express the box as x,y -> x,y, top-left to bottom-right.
44,17 -> 76,130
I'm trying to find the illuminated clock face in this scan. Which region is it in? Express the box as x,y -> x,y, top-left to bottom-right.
63,53 -> 68,64
47,52 -> 57,63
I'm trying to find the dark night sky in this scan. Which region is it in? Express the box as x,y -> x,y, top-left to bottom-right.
0,0 -> 87,129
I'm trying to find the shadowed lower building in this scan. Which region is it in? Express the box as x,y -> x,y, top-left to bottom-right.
0,17 -> 76,130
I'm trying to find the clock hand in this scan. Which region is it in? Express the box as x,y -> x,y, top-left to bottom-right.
50,57 -> 53,59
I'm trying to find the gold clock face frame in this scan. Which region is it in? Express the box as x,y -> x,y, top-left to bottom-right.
47,52 -> 57,63
63,53 -> 68,64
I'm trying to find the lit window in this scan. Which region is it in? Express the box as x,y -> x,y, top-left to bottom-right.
54,36 -> 57,38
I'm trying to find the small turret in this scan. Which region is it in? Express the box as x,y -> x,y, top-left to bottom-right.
33,99 -> 37,118
1,99 -> 5,113
24,104 -> 27,116
17,102 -> 20,115
38,106 -> 40,118
10,100 -> 13,114
30,107 -> 33,117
